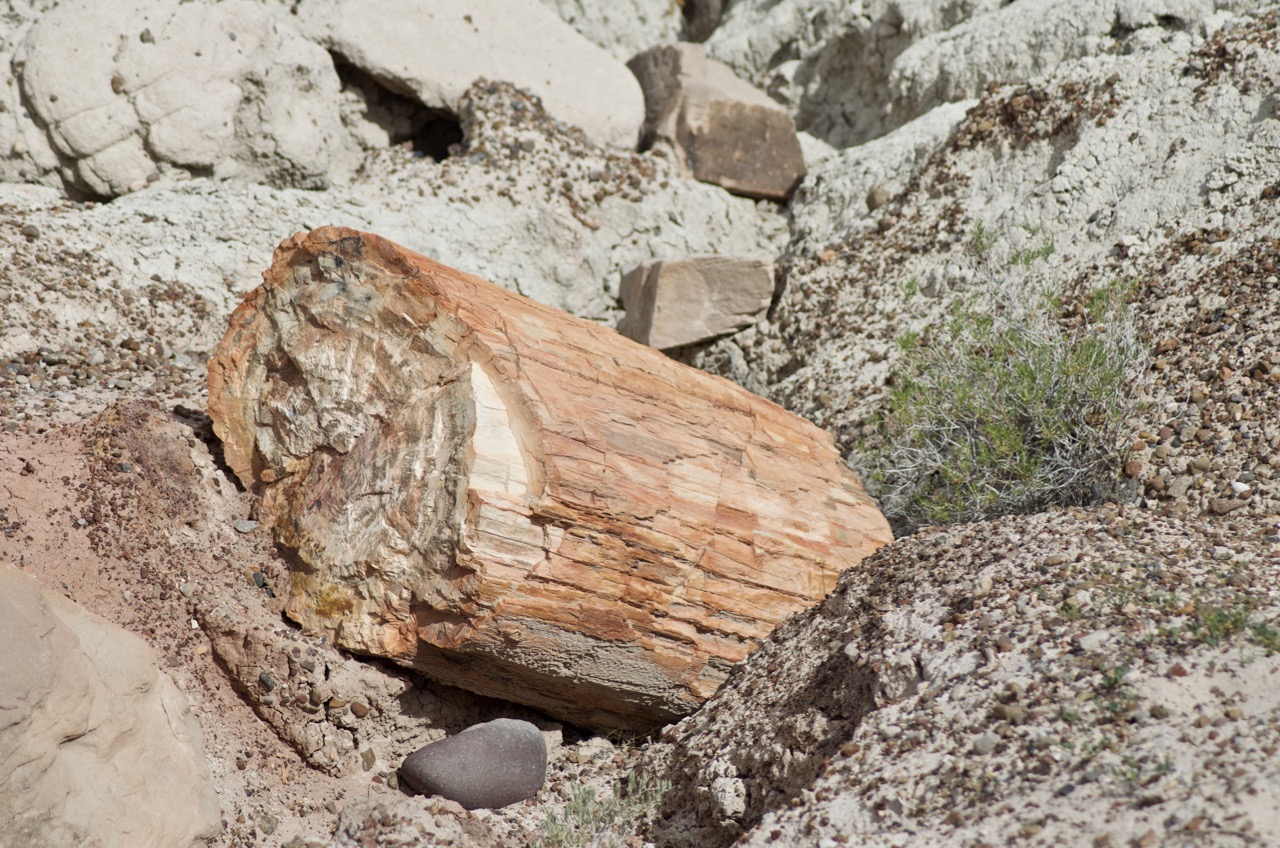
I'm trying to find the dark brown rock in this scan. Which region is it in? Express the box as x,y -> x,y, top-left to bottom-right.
628,43 -> 805,201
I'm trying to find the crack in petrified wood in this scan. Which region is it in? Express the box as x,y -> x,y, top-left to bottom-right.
208,227 -> 892,730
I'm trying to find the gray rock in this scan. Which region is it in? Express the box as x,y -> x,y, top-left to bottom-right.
618,255 -> 774,350
296,0 -> 645,149
0,79 -> 783,361
16,0 -> 351,198
789,100 -> 973,250
399,718 -> 548,810
701,0 -> 1000,146
0,562 -> 220,848
629,42 -> 805,200
539,0 -> 682,60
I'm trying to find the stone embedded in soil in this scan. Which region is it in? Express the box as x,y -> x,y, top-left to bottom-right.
617,254 -> 775,349
399,718 -> 548,810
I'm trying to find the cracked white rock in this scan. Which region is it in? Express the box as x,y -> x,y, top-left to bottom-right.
16,0 -> 350,198
296,0 -> 645,149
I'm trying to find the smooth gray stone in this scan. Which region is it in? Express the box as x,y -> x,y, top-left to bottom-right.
399,718 -> 548,810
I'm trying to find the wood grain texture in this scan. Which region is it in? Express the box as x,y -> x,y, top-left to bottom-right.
208,227 -> 892,730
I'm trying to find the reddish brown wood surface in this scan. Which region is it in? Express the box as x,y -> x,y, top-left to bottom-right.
208,227 -> 892,730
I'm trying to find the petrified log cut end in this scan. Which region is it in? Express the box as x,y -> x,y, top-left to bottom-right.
208,227 -> 892,730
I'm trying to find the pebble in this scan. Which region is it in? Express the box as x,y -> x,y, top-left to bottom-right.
234,519 -> 259,533
1077,630 -> 1112,652
400,718 -> 547,810
1211,497 -> 1246,515
972,733 -> 1000,755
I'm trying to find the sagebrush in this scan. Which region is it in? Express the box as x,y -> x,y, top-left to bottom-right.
538,771 -> 669,848
865,230 -> 1146,531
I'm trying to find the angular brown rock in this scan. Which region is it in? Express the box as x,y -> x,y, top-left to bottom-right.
628,42 -> 806,201
617,254 -> 774,350
207,227 -> 891,730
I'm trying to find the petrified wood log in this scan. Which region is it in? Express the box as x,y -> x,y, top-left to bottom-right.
207,227 -> 891,730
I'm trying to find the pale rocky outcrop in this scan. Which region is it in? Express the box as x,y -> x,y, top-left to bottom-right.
296,0 -> 645,149
645,510 -> 1280,847
629,42 -> 806,200
15,0 -> 350,198
789,99 -> 974,249
617,255 -> 775,350
539,0 -> 682,60
707,0 -> 1245,148
703,0 -> 1000,146
0,563 -> 221,848
887,0 -> 1234,125
0,14 -> 61,189
206,227 -> 891,731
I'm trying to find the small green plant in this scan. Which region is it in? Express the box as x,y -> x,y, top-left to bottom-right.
1012,236 -> 1055,266
1251,619 -> 1280,654
539,771 -> 670,848
863,238 -> 1145,531
1191,603 -> 1251,646
1100,665 -> 1130,691
970,220 -> 999,256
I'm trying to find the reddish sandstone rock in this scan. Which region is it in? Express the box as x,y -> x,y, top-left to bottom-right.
207,227 -> 890,730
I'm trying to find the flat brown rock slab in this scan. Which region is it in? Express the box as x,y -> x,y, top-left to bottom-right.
207,227 -> 891,730
617,254 -> 774,350
628,42 -> 806,201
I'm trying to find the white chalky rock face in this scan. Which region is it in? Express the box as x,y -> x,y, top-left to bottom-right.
295,0 -> 646,149
538,0 -> 683,60
17,0 -> 348,198
0,563 -> 221,848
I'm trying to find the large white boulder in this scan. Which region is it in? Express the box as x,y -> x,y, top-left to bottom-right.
0,563 -> 221,848
16,0 -> 350,198
297,0 -> 646,149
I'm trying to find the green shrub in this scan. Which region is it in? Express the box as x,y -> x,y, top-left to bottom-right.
865,235 -> 1145,532
538,771 -> 669,848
